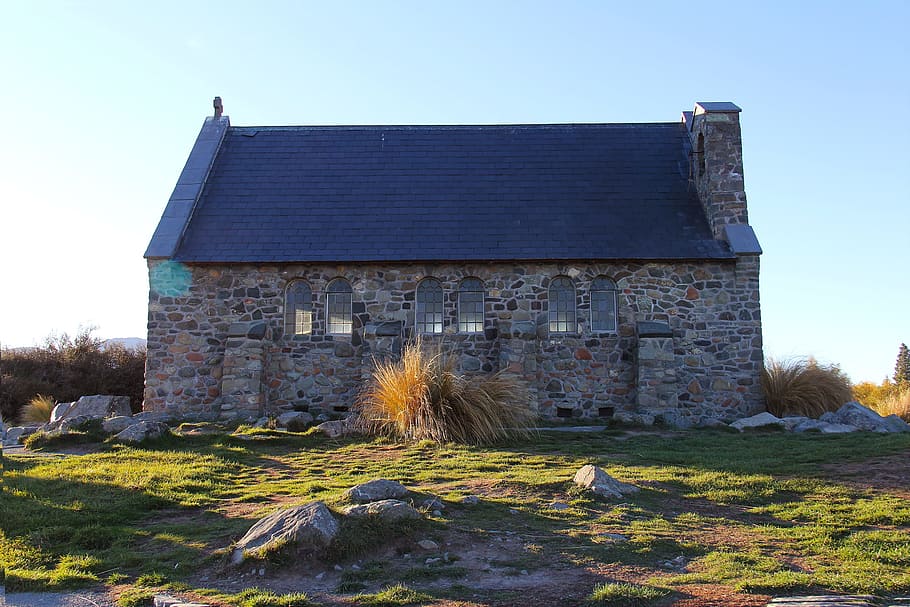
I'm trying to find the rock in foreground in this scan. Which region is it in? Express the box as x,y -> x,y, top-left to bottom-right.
342,499 -> 421,521
232,501 -> 339,564
344,479 -> 410,503
573,464 -> 639,499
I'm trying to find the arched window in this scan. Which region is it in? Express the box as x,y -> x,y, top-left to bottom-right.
548,276 -> 576,334
284,280 -> 313,336
326,278 -> 352,335
458,278 -> 484,333
416,278 -> 444,334
590,276 -> 617,332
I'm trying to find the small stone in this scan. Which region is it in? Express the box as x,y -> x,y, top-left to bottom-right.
601,533 -> 629,542
730,412 -> 785,432
425,557 -> 441,565
509,508 -> 519,515
334,564 -> 343,571
461,495 -> 480,505
315,572 -> 325,580
549,502 -> 569,511
350,563 -> 361,570
417,539 -> 439,550
258,567 -> 265,576
520,569 -> 529,576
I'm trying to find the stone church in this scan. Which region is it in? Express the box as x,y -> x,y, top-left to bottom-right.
143,99 -> 764,426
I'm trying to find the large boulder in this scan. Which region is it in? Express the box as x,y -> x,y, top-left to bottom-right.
344,479 -> 410,503
822,401 -> 910,433
730,412 -> 786,432
316,419 -> 354,438
232,501 -> 339,564
3,425 -> 42,446
49,402 -> 74,423
115,421 -> 171,443
58,395 -> 131,422
342,499 -> 421,521
573,465 -> 639,499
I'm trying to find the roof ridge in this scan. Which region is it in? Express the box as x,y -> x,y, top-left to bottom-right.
228,122 -> 683,131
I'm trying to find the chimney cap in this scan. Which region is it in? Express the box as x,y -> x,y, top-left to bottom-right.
213,96 -> 223,118
694,101 -> 741,114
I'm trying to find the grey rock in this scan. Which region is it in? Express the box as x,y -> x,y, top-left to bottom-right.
49,402 -> 74,423
420,497 -> 446,511
780,416 -> 811,431
601,532 -> 630,542
115,421 -> 171,443
232,501 -> 339,564
4,425 -> 41,445
59,395 -> 131,421
253,416 -> 270,428
573,464 -> 639,499
697,418 -> 728,429
342,499 -> 421,521
826,401 -> 910,433
612,411 -> 655,426
417,539 -> 439,550
461,495 -> 480,505
132,411 -> 177,424
818,423 -> 859,434
730,412 -> 785,431
316,419 -> 347,438
549,501 -> 570,511
276,411 -> 314,430
57,415 -> 96,432
345,479 -> 409,503
103,416 -> 137,434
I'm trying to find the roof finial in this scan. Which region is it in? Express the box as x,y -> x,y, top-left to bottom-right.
213,96 -> 223,118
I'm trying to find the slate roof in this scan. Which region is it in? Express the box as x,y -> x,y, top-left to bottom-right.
166,122 -> 734,263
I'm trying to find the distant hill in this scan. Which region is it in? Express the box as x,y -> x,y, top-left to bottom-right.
101,337 -> 147,351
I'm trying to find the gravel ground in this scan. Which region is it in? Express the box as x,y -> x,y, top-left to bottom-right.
0,588 -> 116,607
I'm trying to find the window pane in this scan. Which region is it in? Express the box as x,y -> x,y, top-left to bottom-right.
417,279 -> 444,334
591,276 -> 617,332
285,281 -> 312,336
458,279 -> 484,334
327,291 -> 352,334
548,277 -> 575,334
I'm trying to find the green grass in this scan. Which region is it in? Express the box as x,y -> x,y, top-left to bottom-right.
352,583 -> 432,606
587,581 -> 668,605
3,428 -> 910,603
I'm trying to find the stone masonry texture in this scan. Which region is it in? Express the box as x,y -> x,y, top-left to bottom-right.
144,258 -> 764,425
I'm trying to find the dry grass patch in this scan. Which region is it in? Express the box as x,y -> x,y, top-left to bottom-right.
354,339 -> 536,445
19,394 -> 56,423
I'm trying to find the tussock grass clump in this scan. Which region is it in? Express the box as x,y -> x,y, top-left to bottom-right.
19,394 -> 56,424
353,583 -> 431,606
761,358 -> 853,418
354,339 -> 536,445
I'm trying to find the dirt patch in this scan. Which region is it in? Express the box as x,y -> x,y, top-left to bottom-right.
820,451 -> 910,499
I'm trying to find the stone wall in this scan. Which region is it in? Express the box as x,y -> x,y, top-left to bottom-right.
144,258 -> 763,424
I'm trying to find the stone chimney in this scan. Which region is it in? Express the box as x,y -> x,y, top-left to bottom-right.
683,102 -> 749,241
214,96 -> 223,118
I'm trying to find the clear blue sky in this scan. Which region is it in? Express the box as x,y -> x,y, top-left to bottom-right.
2,1 -> 907,383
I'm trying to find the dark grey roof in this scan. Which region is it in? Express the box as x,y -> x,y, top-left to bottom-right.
164,122 -> 733,263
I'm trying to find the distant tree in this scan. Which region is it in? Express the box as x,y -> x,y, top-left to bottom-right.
895,343 -> 910,386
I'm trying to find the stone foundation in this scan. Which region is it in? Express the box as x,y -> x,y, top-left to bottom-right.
144,258 -> 763,425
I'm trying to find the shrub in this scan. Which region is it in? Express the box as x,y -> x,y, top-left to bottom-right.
354,339 -> 536,445
853,380 -> 896,410
0,327 -> 145,423
19,394 -> 56,424
870,386 -> 910,422
761,358 -> 852,418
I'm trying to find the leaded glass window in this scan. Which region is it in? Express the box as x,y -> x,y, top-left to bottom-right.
284,280 -> 313,336
326,278 -> 352,335
590,276 -> 617,332
416,278 -> 444,334
458,278 -> 484,333
548,276 -> 576,334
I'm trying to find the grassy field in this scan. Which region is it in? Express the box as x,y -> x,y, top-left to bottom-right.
2,426 -> 910,606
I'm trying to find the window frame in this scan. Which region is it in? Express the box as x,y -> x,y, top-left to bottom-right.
548,276 -> 576,335
284,279 -> 314,337
415,277 -> 444,335
457,277 -> 485,334
325,278 -> 353,335
590,276 -> 618,333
